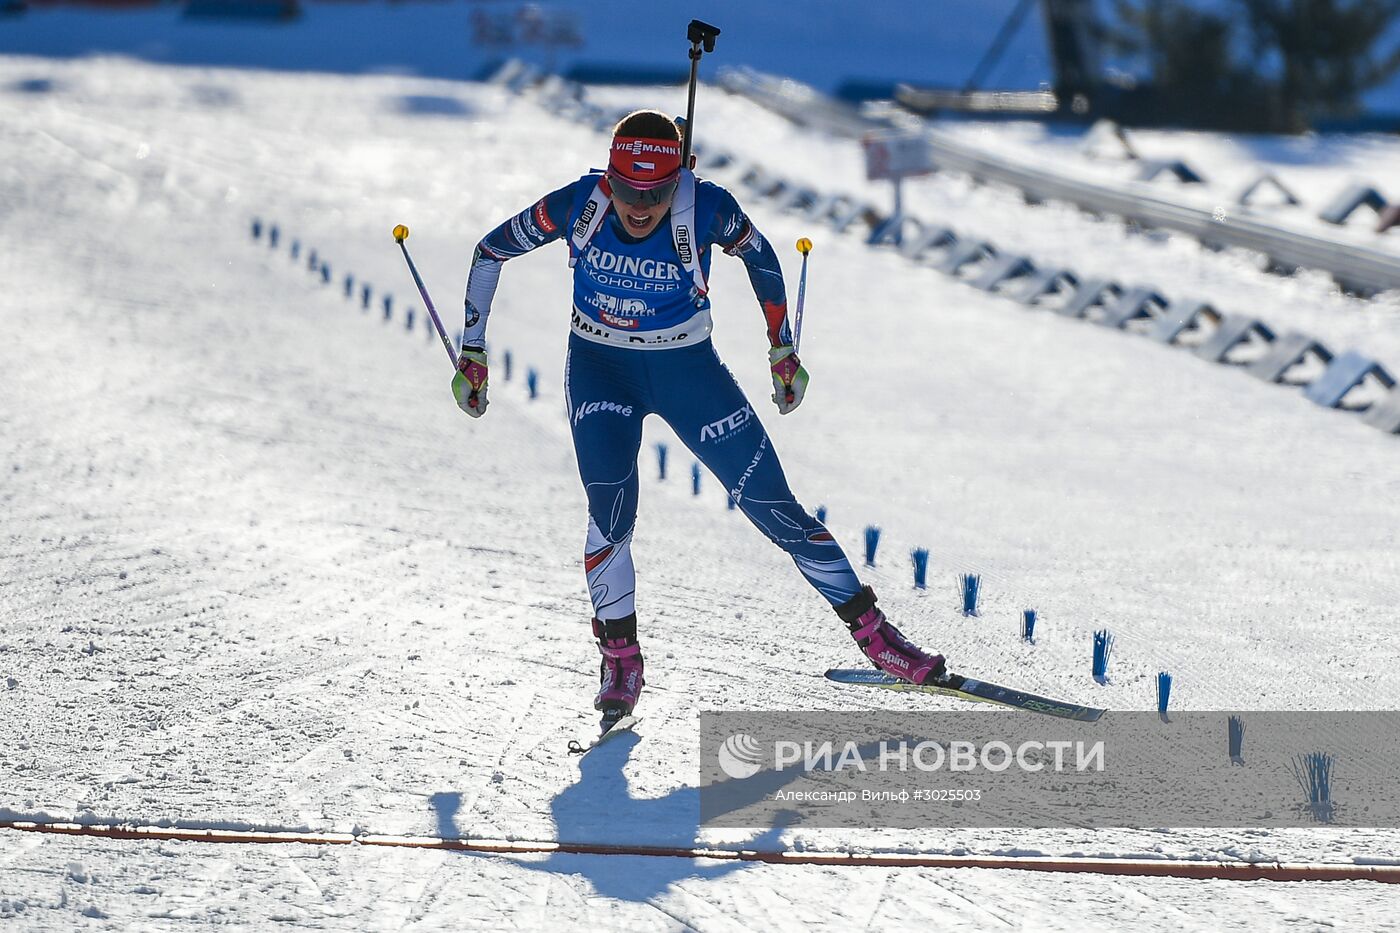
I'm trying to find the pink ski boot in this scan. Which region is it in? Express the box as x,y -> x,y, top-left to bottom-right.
593,613 -> 644,716
836,585 -> 945,684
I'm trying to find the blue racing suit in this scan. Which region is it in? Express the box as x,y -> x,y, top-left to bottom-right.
463,173 -> 862,620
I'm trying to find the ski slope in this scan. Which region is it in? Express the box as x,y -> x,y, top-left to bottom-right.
2,54 -> 1399,930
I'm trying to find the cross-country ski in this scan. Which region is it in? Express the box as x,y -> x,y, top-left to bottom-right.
567,715 -> 641,755
824,668 -> 1106,722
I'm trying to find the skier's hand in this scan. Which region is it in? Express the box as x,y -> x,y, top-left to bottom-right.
768,345 -> 808,415
452,346 -> 489,417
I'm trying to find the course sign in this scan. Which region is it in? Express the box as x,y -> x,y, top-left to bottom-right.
862,131 -> 935,182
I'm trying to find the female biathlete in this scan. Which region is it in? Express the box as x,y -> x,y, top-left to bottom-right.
453,109 -> 944,720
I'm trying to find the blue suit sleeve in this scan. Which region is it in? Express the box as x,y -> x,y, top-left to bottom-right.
706,184 -> 792,347
462,182 -> 578,348
477,183 -> 573,259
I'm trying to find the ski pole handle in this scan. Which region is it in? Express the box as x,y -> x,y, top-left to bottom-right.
794,237 -> 812,353
392,224 -> 458,368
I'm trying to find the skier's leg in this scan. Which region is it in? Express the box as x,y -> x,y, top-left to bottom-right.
565,337 -> 646,620
833,584 -> 946,684
565,336 -> 649,712
650,341 -> 944,684
583,515 -> 636,620
651,342 -> 861,607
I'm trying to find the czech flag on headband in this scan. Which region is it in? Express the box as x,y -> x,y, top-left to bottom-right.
609,136 -> 682,189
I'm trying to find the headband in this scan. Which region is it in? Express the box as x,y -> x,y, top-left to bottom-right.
608,136 -> 683,189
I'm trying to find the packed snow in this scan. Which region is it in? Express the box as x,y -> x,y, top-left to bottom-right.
2,52 -> 1399,930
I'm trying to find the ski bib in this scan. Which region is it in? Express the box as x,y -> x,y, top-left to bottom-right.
566,170 -> 713,349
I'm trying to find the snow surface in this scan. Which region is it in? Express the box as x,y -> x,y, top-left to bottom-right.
2,53 -> 1399,930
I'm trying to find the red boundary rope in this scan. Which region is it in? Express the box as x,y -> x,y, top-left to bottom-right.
3,821 -> 1397,884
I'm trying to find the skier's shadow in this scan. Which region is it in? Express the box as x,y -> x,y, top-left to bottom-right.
429,731 -> 799,902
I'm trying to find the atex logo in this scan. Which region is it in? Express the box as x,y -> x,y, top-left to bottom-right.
574,400 -> 634,425
717,733 -> 764,779
699,404 -> 754,442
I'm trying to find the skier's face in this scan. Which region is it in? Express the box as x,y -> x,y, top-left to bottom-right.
609,189 -> 672,239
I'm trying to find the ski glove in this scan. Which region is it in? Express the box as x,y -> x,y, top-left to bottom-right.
769,345 -> 809,415
452,346 -> 489,417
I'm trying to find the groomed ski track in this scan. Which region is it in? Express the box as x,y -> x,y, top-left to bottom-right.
3,54 -> 1400,930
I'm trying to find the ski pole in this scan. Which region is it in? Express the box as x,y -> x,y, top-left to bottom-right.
392,224 -> 457,367
794,237 -> 812,353
680,19 -> 721,169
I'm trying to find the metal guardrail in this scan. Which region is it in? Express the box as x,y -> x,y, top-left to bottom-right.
922,140 -> 1400,296
717,67 -> 874,138
718,67 -> 1400,298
